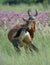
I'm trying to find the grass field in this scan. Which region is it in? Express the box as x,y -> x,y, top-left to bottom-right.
0,26 -> 50,65
0,4 -> 50,65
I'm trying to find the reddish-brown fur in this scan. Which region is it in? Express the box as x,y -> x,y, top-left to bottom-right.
8,22 -> 28,42
8,19 -> 39,53
8,20 -> 36,44
8,9 -> 39,53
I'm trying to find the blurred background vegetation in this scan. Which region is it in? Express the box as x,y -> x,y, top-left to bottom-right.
0,1 -> 50,65
0,0 -> 50,11
0,0 -> 50,6
0,0 -> 49,5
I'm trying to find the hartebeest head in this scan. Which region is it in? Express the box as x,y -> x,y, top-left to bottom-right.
23,9 -> 38,29
23,9 -> 38,39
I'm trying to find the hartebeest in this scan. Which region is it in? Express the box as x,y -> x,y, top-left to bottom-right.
8,9 -> 39,54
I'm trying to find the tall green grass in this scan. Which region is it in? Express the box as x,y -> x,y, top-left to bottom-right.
0,27 -> 50,65
0,4 -> 50,65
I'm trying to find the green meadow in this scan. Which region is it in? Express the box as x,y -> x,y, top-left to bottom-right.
0,4 -> 50,65
0,25 -> 50,65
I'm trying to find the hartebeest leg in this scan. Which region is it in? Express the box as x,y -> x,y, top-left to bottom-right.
26,41 -> 39,53
24,45 -> 29,54
26,42 -> 33,54
12,39 -> 21,53
31,43 -> 39,52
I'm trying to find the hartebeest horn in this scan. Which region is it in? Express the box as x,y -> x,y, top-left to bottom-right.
28,9 -> 31,16
28,9 -> 38,17
34,9 -> 38,16
23,9 -> 38,21
28,9 -> 35,20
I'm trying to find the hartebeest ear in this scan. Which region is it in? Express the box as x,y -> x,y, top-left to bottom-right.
22,18 -> 29,22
